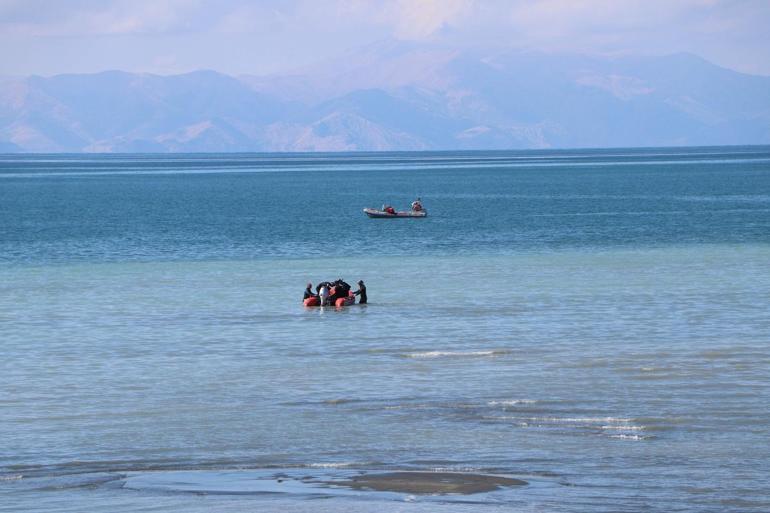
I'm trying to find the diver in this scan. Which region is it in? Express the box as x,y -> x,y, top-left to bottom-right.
353,280 -> 367,304
303,282 -> 316,301
411,197 -> 423,212
336,278 -> 351,296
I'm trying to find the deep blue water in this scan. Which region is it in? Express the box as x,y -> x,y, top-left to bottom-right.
2,147 -> 769,265
1,147 -> 770,512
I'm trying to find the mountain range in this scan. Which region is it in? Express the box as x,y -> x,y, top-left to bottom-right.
2,40 -> 769,152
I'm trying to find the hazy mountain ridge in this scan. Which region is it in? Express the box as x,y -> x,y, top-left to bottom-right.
2,43 -> 769,152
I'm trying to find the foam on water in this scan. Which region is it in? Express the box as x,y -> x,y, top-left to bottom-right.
403,350 -> 511,358
486,400 -> 538,406
306,462 -> 361,469
608,434 -> 650,441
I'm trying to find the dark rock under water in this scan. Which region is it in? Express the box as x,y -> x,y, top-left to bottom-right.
330,471 -> 527,494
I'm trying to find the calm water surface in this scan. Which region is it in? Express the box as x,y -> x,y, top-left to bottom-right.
1,147 -> 770,512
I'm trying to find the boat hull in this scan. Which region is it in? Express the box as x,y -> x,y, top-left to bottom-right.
363,208 -> 427,218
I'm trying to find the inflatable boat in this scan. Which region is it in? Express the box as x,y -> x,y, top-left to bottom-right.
304,292 -> 356,307
363,208 -> 427,218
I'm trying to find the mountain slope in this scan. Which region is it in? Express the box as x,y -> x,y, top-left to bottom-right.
1,44 -> 769,152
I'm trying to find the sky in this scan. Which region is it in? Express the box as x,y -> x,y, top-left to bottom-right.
2,0 -> 770,77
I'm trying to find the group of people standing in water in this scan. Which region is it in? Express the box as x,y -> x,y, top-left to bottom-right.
303,279 -> 367,305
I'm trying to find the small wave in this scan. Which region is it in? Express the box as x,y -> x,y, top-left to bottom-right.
487,400 -> 537,406
608,434 -> 651,440
600,424 -> 645,431
482,415 -> 647,433
306,462 -> 359,469
481,415 -> 628,423
404,350 -> 510,359
429,466 -> 482,473
383,402 -> 477,410
524,416 -> 634,424
0,474 -> 23,481
383,403 -> 429,410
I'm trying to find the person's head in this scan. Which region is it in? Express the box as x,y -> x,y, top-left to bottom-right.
306,282 -> 312,289
358,280 -> 364,286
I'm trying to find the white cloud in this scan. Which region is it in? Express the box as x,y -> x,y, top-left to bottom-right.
1,0 -> 769,75
0,0 -> 206,36
382,0 -> 473,39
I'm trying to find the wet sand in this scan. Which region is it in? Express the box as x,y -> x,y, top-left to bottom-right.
330,472 -> 527,494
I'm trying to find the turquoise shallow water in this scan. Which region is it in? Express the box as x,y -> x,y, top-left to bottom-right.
1,147 -> 770,511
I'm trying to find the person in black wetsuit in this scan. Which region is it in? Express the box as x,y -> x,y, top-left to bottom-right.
303,283 -> 316,301
337,278 -> 351,296
325,278 -> 349,303
353,280 -> 367,304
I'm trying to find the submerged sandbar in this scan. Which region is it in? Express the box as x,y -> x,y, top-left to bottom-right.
330,471 -> 527,494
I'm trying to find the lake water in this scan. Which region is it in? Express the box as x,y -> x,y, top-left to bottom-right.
1,147 -> 769,512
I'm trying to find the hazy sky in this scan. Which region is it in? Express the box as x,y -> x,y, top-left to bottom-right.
2,0 -> 770,77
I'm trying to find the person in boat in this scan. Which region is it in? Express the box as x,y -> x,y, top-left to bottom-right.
328,282 -> 339,303
411,197 -> 423,212
303,282 -> 316,301
335,278 -> 351,297
353,280 -> 367,304
384,205 -> 396,215
328,278 -> 351,303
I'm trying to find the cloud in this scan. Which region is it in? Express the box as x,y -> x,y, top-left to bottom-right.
1,0 -> 769,75
0,0 -> 207,36
380,0 -> 473,39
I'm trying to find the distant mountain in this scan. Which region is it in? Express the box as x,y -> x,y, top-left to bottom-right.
2,41 -> 769,152
0,70 -> 289,152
